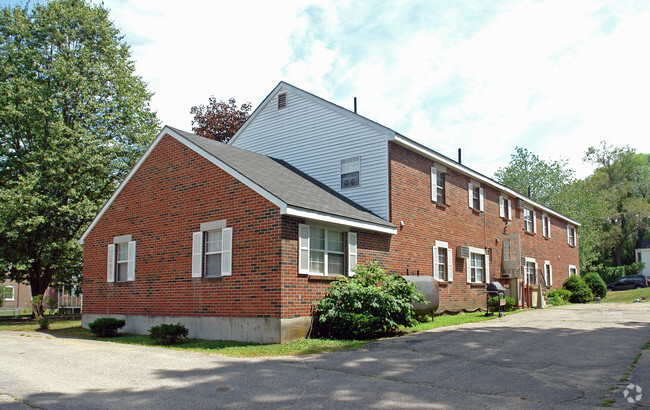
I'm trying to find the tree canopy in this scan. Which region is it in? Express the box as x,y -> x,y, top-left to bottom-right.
0,0 -> 159,296
190,97 -> 251,143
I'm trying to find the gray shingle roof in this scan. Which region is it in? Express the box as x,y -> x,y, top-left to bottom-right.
640,238 -> 650,249
169,127 -> 394,230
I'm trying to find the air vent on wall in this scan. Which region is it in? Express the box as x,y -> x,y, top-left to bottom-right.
456,246 -> 470,259
278,93 -> 287,110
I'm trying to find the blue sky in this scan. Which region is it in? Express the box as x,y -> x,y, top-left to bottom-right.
3,0 -> 650,178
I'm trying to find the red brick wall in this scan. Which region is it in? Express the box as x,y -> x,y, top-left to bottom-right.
82,134 -> 283,318
388,142 -> 580,310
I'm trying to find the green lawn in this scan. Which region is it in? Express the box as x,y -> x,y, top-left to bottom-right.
0,311 -> 507,357
596,287 -> 650,304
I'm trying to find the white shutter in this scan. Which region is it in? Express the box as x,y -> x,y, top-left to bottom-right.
431,167 -> 437,202
499,197 -> 505,218
348,232 -> 357,276
107,244 -> 115,282
127,241 -> 136,281
547,217 -> 551,238
567,225 -> 570,244
533,211 -> 537,233
507,199 -> 512,220
534,262 -> 539,285
466,258 -> 471,283
479,188 -> 484,212
298,224 -> 310,274
549,264 -> 553,286
468,183 -> 473,208
221,227 -> 232,276
432,246 -> 439,280
447,248 -> 453,282
192,232 -> 203,278
484,254 -> 490,283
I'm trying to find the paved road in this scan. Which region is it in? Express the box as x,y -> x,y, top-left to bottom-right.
1,303 -> 649,409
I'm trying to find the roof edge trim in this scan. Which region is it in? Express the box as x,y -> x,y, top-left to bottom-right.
286,206 -> 397,234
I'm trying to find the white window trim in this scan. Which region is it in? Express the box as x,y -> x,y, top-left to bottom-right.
107,238 -> 136,283
523,258 -> 537,285
567,225 -> 576,246
542,213 -> 551,238
466,248 -> 488,284
523,207 -> 537,234
499,195 -> 512,220
192,223 -> 233,278
544,260 -> 553,287
568,265 -> 577,277
340,156 -> 361,190
432,240 -> 453,282
431,165 -> 446,204
298,224 -> 346,276
3,285 -> 15,301
468,181 -> 484,212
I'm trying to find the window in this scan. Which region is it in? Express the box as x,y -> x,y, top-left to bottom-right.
432,241 -> 453,282
567,225 -> 576,246
544,261 -> 553,287
107,236 -> 136,283
299,224 -> 353,276
430,166 -> 446,204
499,195 -> 512,219
192,223 -> 232,278
2,285 -> 14,301
525,260 -> 537,284
569,265 -> 577,276
340,157 -> 360,189
469,253 -> 485,283
523,208 -> 536,233
542,213 -> 551,238
278,93 -> 287,109
468,182 -> 484,212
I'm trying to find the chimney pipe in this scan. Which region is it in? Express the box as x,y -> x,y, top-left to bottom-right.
354,97 -> 357,114
458,148 -> 462,164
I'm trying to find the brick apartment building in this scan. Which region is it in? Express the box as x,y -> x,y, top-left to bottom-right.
80,82 -> 580,343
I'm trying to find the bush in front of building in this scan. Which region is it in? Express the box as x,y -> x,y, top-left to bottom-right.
149,323 -> 189,345
581,272 -> 607,299
315,261 -> 425,339
547,289 -> 572,306
487,296 -> 516,312
591,262 -> 645,285
88,317 -> 126,337
562,275 -> 593,303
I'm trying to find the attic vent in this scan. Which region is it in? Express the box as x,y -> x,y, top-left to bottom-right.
278,93 -> 287,110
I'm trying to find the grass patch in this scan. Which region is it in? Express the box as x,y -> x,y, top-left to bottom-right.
0,311 -> 510,357
596,287 -> 650,304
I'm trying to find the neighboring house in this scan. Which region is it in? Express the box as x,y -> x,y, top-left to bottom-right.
1,280 -> 32,309
80,82 -> 581,343
636,239 -> 650,278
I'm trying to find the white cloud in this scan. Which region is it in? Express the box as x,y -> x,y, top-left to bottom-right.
96,0 -> 650,179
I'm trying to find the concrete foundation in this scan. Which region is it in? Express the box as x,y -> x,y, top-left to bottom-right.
82,314 -> 314,344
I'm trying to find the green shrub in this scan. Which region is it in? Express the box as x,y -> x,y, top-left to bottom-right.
315,261 -> 426,339
562,276 -> 593,303
487,296 -> 516,311
38,317 -> 50,330
88,317 -> 126,337
30,295 -> 44,319
582,272 -> 607,299
149,323 -> 189,345
547,289 -> 572,306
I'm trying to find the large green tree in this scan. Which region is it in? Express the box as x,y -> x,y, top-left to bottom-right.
0,0 -> 159,296
584,142 -> 650,266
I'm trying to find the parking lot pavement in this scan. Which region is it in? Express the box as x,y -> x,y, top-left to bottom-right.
1,303 -> 649,409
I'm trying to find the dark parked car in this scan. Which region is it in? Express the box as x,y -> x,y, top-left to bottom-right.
606,275 -> 648,291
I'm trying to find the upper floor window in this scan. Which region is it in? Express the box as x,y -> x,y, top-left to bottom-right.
432,241 -> 453,282
107,235 -> 136,283
523,208 -> 537,233
431,166 -> 446,204
542,213 -> 551,238
278,93 -> 287,110
468,182 -> 484,212
192,221 -> 233,278
2,285 -> 14,301
499,195 -> 512,220
341,156 -> 360,189
567,225 -> 576,247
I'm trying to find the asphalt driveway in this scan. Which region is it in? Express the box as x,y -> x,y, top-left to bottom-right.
1,303 -> 649,409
